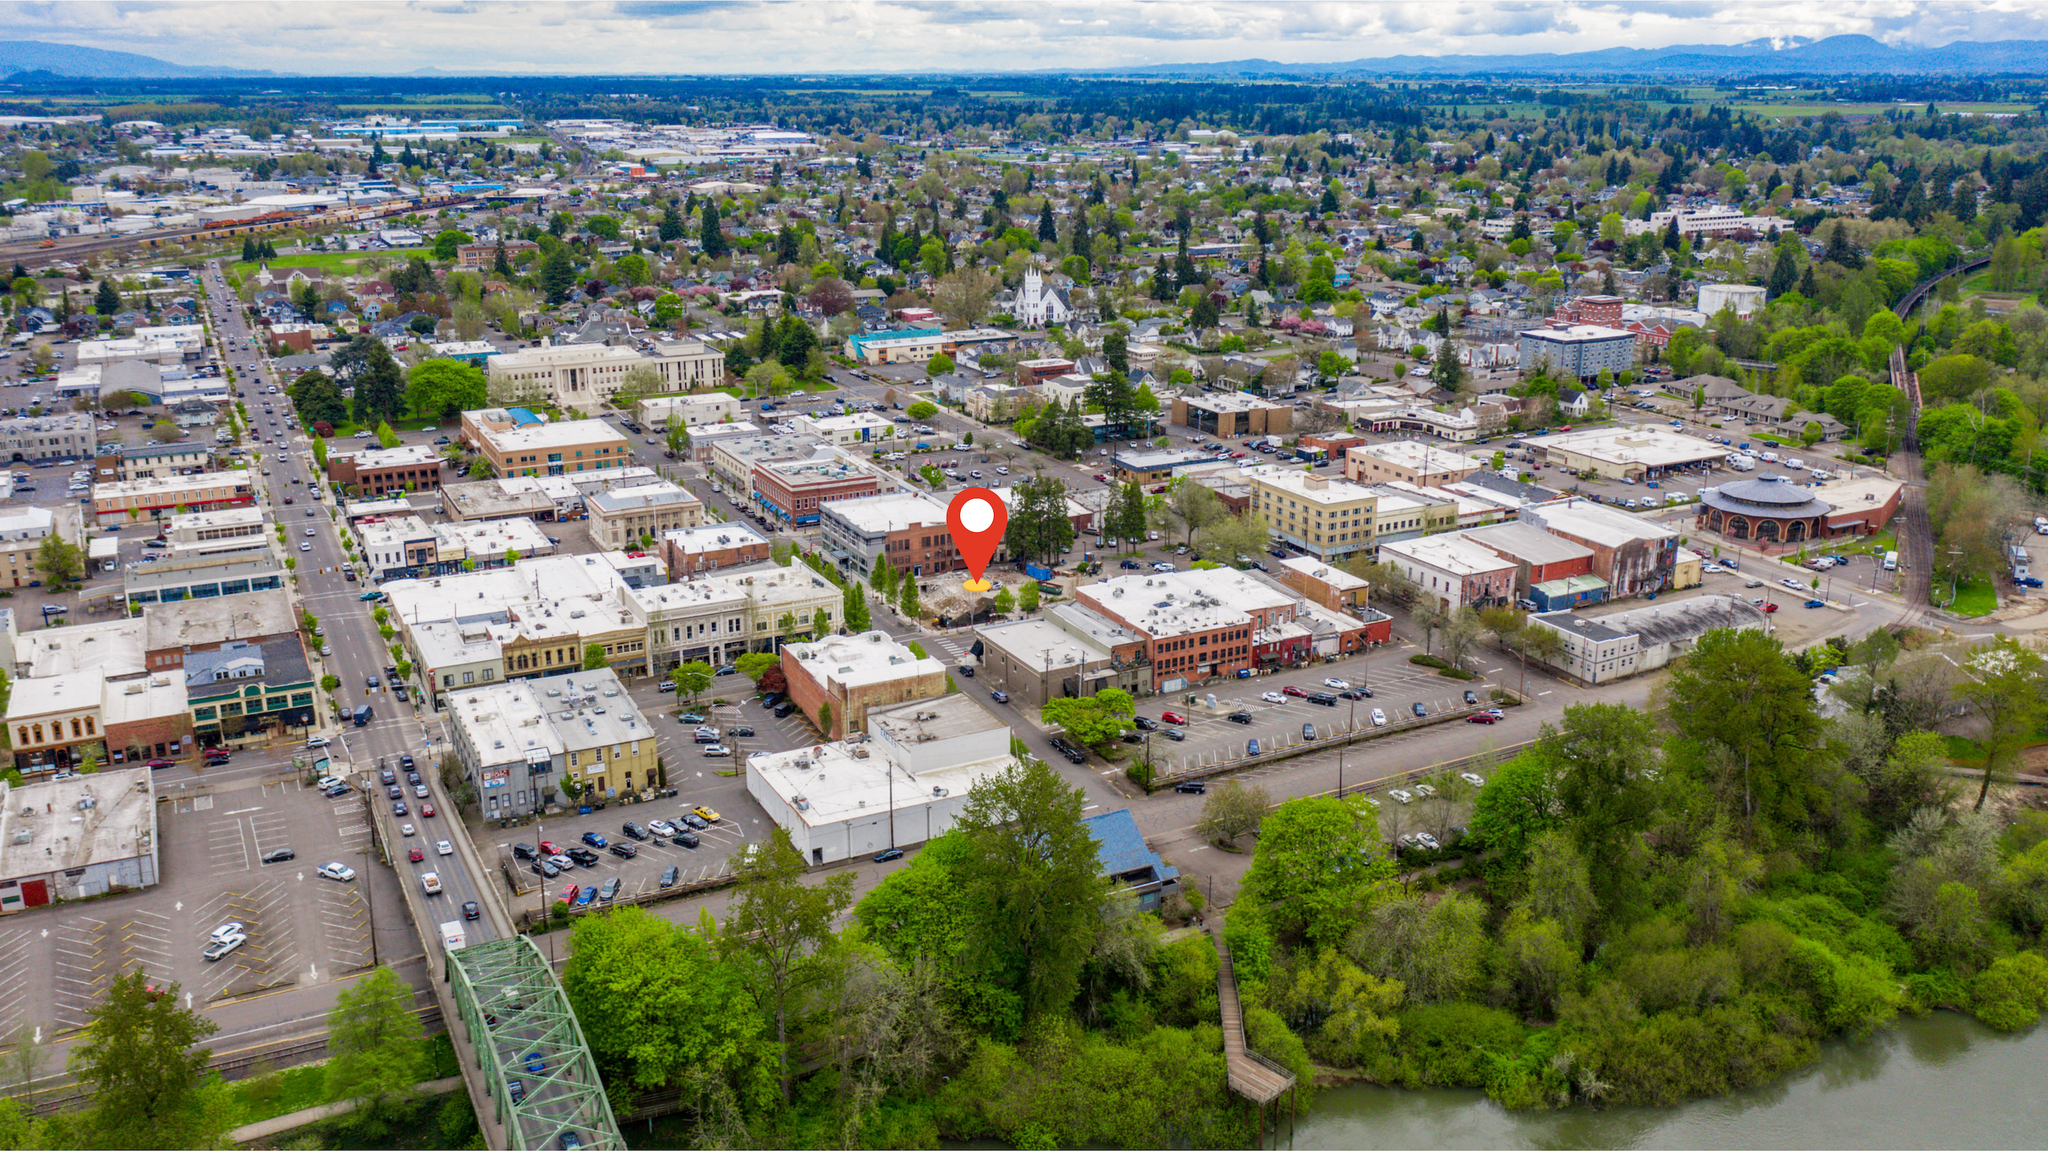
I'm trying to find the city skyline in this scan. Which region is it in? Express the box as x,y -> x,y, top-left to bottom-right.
7,0 -> 2048,76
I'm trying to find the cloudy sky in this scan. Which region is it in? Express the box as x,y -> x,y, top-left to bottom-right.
12,0 -> 2048,74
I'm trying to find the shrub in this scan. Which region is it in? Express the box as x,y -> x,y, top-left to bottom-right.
1971,953 -> 2048,1032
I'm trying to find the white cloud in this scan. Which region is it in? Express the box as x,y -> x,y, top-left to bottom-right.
5,0 -> 2043,73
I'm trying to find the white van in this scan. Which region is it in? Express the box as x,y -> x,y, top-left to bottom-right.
1883,551 -> 1899,572
1760,451 -> 1780,463
1809,468 -> 1831,481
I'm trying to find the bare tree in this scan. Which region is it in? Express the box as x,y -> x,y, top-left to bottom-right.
1196,780 -> 1270,846
1439,608 -> 1486,672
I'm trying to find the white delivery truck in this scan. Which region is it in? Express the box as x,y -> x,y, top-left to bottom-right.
439,920 -> 466,952
1729,455 -> 1756,472
1883,551 -> 1899,572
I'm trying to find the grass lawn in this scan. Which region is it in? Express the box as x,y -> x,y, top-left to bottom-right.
226,1062 -> 328,1126
1943,734 -> 1988,767
226,248 -> 433,282
1947,578 -> 1998,617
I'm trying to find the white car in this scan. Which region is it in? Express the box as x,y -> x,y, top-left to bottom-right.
1389,789 -> 1415,804
1460,772 -> 1486,788
318,861 -> 356,882
400,822 -> 416,837
202,932 -> 247,962
1322,678 -> 1349,690
306,735 -> 330,748
1370,708 -> 1387,726
1701,562 -> 1723,573
701,744 -> 732,757
1413,783 -> 1437,799
208,921 -> 246,944
304,527 -> 315,537
299,542 -> 312,551
436,839 -> 454,856
646,819 -> 676,837
1261,691 -> 1286,704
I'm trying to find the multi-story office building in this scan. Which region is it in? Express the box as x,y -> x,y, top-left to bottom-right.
461,408 -> 631,479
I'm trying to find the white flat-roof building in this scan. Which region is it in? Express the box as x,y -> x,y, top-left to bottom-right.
1378,534 -> 1518,611
793,412 -> 897,447
585,481 -> 706,549
637,391 -> 740,429
0,767 -> 158,907
745,694 -> 1012,865
1529,426 -> 1727,481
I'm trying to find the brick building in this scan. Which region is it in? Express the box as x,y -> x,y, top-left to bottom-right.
325,444 -> 447,496
1171,392 -> 1292,438
751,454 -> 882,527
658,522 -> 772,579
780,631 -> 947,740
818,491 -> 957,576
461,408 -> 631,479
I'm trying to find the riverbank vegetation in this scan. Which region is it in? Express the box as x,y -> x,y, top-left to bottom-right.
563,760 -> 1251,1149
1226,627 -> 2048,1109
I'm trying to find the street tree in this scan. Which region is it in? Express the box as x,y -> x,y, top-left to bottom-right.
69,972 -> 219,1148
1018,580 -> 1040,612
324,965 -> 427,1134
735,651 -> 779,683
1197,779 -> 1270,846
582,643 -> 609,670
718,826 -> 854,1103
843,582 -> 871,631
1039,688 -> 1135,750
671,660 -> 714,703
1439,607 -> 1486,672
1002,473 -> 1076,566
1162,479 -> 1225,546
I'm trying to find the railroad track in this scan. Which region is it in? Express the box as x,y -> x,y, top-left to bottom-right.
13,1005 -> 443,1116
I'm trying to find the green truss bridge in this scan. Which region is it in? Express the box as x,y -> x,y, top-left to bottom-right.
445,935 -> 623,1151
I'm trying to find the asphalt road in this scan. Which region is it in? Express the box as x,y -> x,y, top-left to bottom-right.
197,262 -> 506,948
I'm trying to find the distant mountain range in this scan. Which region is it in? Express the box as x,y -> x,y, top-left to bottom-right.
0,40 -> 272,79
6,32 -> 2048,82
1108,35 -> 2048,78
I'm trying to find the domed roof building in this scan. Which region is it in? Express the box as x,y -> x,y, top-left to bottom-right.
1695,474 -> 1833,544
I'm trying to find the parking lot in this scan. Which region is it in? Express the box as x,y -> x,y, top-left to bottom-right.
480,673 -> 813,910
0,777 -> 418,1040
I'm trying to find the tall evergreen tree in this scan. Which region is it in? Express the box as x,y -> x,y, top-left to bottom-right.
659,199 -> 685,242
1037,203 -> 1057,244
699,200 -> 727,257
1173,233 -> 1198,291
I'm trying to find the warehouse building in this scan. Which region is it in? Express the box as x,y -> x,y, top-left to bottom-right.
0,767 -> 158,910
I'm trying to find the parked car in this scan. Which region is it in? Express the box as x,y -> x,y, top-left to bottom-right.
1411,702 -> 1428,717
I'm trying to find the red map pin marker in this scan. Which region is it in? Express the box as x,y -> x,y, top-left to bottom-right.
947,487 -> 1008,593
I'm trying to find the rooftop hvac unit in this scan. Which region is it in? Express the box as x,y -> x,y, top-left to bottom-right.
793,796 -> 809,811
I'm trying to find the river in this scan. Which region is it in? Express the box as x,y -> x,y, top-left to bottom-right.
1292,1013 -> 2048,1149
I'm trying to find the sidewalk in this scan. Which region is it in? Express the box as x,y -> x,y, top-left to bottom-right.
227,1076 -> 466,1145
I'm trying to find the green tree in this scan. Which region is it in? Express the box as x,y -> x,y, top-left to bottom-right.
582,643 -> 609,670
540,246 -> 576,304
992,585 -> 1016,614
811,606 -> 831,638
290,369 -> 348,428
1663,628 -> 1828,835
1018,580 -> 1039,612
926,352 -> 956,377
718,827 -> 854,1102
324,965 -> 427,1132
658,200 -> 686,243
951,759 -> 1110,1025
735,651 -> 779,683
374,420 -> 400,449
1242,796 -> 1392,949
404,358 -> 487,420
817,700 -> 834,736
69,971 -> 219,1148
670,659 -> 714,703
1197,779 -> 1270,846
699,200 -> 727,257
34,534 -> 84,588
843,581 -> 871,631
94,279 -> 121,316
562,908 -> 772,1101
1003,472 -> 1077,566
1956,639 -> 2047,812
897,577 -> 920,618
1040,688 -> 1136,750
430,229 -> 472,261
906,400 -> 938,420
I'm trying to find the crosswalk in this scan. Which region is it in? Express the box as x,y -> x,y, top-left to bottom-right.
926,635 -> 972,662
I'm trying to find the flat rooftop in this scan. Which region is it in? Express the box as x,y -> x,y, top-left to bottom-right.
142,587 -> 296,651
1182,391 -> 1286,413
1348,440 -> 1483,473
975,616 -> 1109,669
1276,555 -> 1366,590
787,630 -> 944,690
1461,520 -> 1596,565
1527,497 -> 1679,547
1521,324 -> 1633,342
481,418 -> 625,451
867,692 -> 1009,746
1245,465 -> 1375,505
822,491 -> 948,535
15,618 -> 147,678
1537,427 -> 1727,468
1381,533 -> 1517,576
747,738 -> 1009,829
660,521 -> 769,555
0,767 -> 156,880
338,444 -> 442,469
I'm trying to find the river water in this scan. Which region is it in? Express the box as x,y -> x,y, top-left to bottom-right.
1292,1012 -> 2048,1149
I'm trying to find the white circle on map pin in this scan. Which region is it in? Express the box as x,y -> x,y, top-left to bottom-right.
962,498 -> 994,533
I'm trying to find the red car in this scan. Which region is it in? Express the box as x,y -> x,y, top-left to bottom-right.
538,841 -> 560,855
202,748 -> 230,763
407,846 -> 424,862
1761,602 -> 1779,613
1281,686 -> 1309,698
1161,710 -> 1188,726
146,758 -> 175,769
1466,713 -> 1498,724
558,884 -> 581,904
421,803 -> 436,818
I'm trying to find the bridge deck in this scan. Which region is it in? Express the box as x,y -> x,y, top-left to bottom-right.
1211,923 -> 1295,1105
